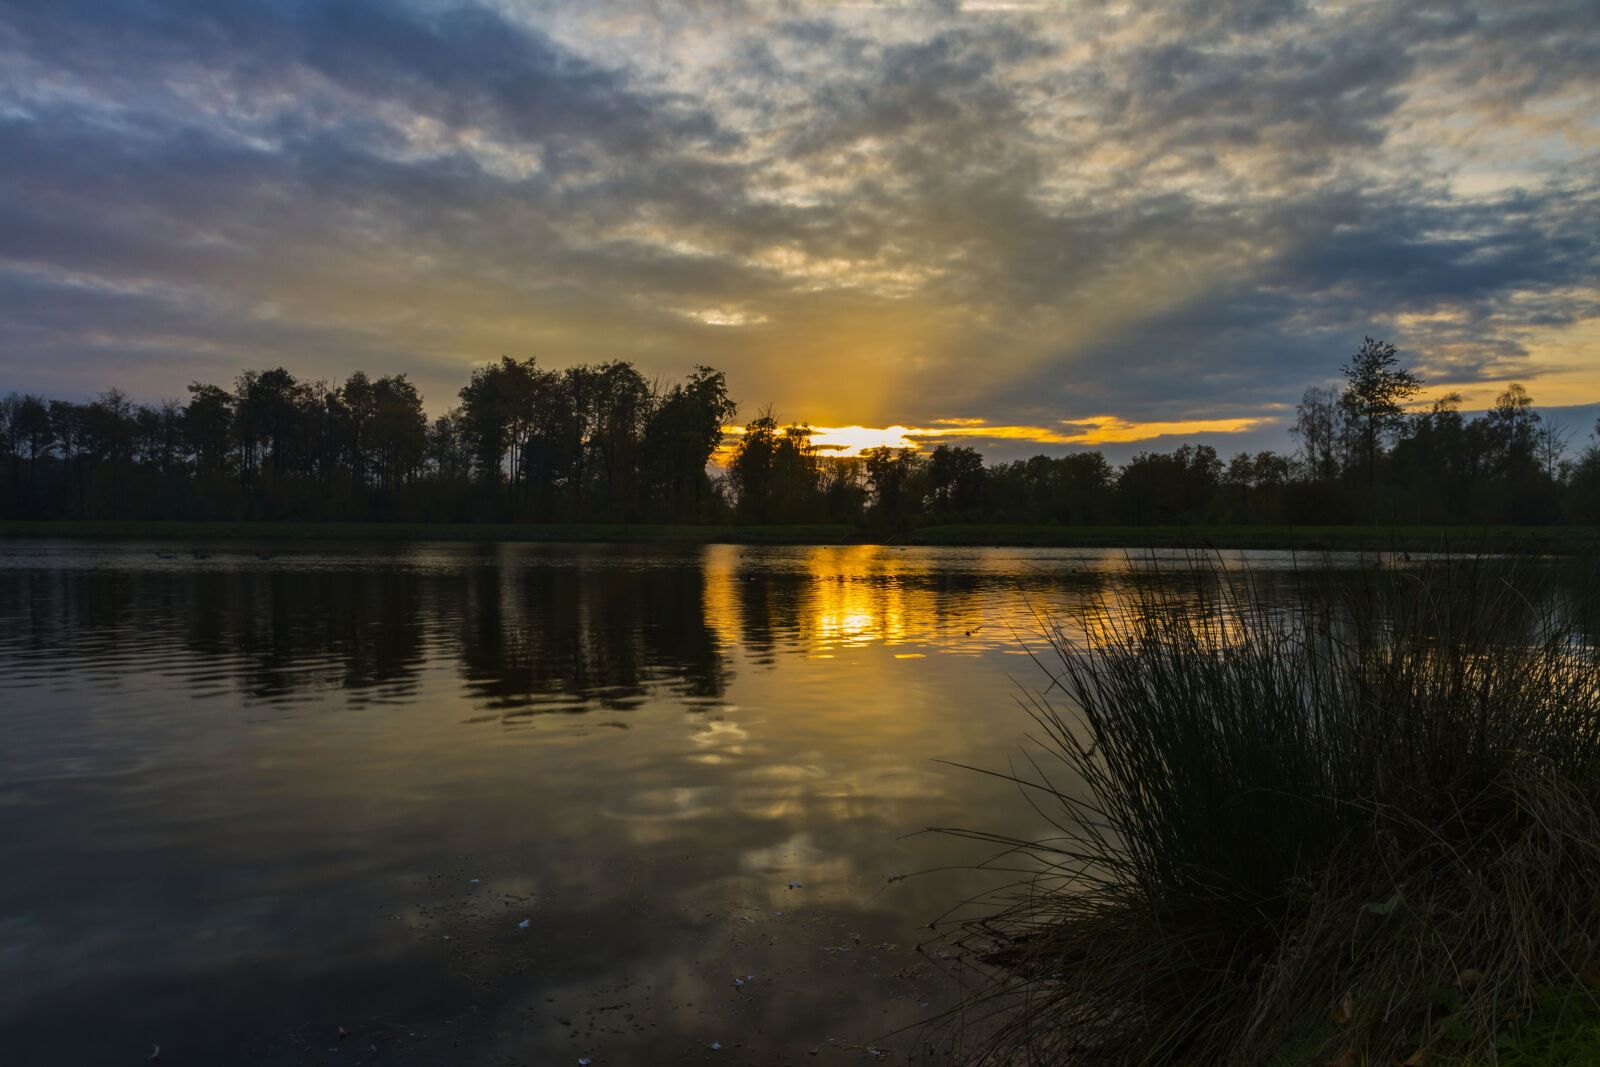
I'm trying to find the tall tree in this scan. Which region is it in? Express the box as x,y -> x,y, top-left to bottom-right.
183,383 -> 235,473
926,444 -> 986,518
457,357 -> 520,510
366,375 -> 428,498
1292,386 -> 1344,481
1340,337 -> 1421,485
8,395 -> 53,507
640,366 -> 735,521
862,446 -> 926,531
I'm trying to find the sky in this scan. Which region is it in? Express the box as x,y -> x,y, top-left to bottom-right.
2,0 -> 1598,462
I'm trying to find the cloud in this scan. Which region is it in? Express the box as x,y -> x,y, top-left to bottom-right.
0,0 -> 1596,450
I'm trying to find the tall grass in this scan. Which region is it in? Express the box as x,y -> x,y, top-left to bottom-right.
941,555 -> 1600,1065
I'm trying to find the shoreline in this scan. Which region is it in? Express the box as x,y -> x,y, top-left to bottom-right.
0,520 -> 1595,553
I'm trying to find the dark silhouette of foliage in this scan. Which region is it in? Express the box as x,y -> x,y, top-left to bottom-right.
1117,444 -> 1222,524
1341,336 -> 1423,485
729,412 -> 824,524
2,338 -> 1595,528
862,446 -> 927,532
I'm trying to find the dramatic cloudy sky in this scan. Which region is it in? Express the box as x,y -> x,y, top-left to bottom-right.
2,0 -> 1598,458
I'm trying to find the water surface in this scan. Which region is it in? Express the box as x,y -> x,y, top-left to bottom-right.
0,541 -> 1387,1065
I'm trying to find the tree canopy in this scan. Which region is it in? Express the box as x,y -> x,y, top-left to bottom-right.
4,339 -> 1597,528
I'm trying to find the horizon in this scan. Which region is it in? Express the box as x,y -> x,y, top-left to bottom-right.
7,353 -> 1600,467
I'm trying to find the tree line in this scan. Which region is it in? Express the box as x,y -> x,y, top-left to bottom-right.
4,338 -> 1600,527
725,338 -> 1600,528
0,359 -> 733,523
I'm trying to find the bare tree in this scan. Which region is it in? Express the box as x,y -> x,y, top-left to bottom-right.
1292,386 -> 1342,481
1536,419 -> 1573,480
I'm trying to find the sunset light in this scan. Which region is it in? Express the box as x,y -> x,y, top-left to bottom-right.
5,4 -> 1600,1064
716,416 -> 1272,458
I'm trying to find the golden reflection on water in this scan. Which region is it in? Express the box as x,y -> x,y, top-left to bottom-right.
699,543 -> 1258,660
702,544 -> 922,652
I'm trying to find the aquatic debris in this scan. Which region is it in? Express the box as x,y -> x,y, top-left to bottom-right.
733,978 -> 745,988
578,1058 -> 592,1065
786,881 -> 803,889
710,1042 -> 722,1051
147,1045 -> 160,1062
518,919 -> 531,929
469,878 -> 481,884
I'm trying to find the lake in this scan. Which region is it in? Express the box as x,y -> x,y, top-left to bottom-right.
0,540 -> 1408,1065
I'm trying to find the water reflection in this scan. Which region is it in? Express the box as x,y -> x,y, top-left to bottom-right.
0,541 -> 1582,1065
0,543 -> 1387,708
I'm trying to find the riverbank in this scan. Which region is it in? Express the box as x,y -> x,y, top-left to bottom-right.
0,520 -> 864,544
900,523 -> 1600,553
2,519 -> 1597,553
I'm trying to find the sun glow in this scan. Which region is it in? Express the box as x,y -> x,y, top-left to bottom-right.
809,425 -> 923,453
716,415 -> 1268,460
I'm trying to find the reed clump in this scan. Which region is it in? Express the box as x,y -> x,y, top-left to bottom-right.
943,556 -> 1600,1066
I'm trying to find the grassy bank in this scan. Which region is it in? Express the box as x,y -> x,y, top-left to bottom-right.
0,519 -> 864,545
903,523 -> 1600,553
944,558 -> 1600,1065
3,519 -> 1599,553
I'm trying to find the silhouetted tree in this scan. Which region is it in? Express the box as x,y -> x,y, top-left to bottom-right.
926,445 -> 987,519
1116,444 -> 1221,524
862,446 -> 925,531
1341,337 -> 1422,486
5,394 -> 52,511
1568,420 -> 1600,524
1292,386 -> 1345,482
640,366 -> 736,522
819,456 -> 869,524
730,413 -> 825,524
1219,451 -> 1292,523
